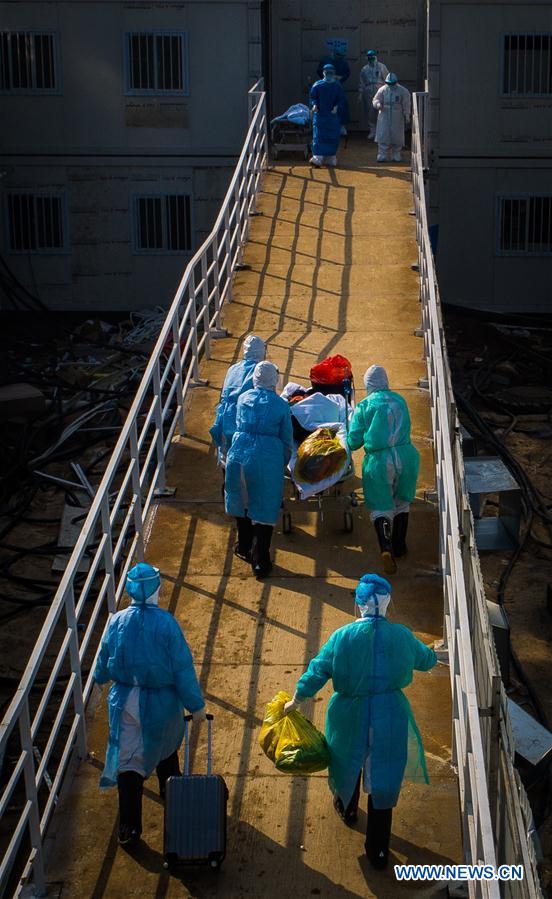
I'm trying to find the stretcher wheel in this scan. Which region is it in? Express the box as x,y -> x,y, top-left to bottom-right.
343,511 -> 353,533
282,512 -> 292,535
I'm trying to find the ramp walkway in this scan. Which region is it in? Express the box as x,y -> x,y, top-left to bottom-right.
45,139 -> 461,897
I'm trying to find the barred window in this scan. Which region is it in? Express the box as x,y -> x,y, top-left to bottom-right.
126,32 -> 187,93
7,193 -> 66,253
503,34 -> 552,95
0,32 -> 58,92
499,196 -> 552,254
134,195 -> 192,253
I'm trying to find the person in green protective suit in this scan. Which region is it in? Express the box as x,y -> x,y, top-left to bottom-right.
284,574 -> 437,869
347,364 -> 420,575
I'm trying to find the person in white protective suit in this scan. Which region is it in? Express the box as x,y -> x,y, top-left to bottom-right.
358,50 -> 389,140
372,73 -> 411,163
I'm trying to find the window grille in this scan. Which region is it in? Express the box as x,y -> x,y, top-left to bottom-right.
503,34 -> 552,95
7,193 -> 66,253
135,195 -> 191,253
499,196 -> 552,254
0,32 -> 58,92
126,33 -> 186,93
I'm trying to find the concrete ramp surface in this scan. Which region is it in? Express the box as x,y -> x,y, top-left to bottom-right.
47,139 -> 461,898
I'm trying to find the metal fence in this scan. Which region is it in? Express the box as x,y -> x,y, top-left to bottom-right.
0,79 -> 267,898
412,91 -> 543,898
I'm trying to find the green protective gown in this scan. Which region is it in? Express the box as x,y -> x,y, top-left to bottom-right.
347,389 -> 420,512
294,617 -> 436,809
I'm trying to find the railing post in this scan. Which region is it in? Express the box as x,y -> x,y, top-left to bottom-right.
172,313 -> 186,433
423,93 -> 429,170
249,130 -> 257,215
201,251 -> 211,359
65,584 -> 87,759
234,178 -> 244,265
224,206 -> 233,303
260,92 -> 268,165
20,701 -> 47,897
212,229 -> 223,332
488,676 -> 502,835
129,420 -> 145,560
188,273 -> 201,379
152,358 -> 167,493
100,492 -> 117,611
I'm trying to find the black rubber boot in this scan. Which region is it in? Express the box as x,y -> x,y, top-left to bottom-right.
365,795 -> 392,869
235,516 -> 254,562
117,771 -> 144,846
156,750 -> 180,800
333,772 -> 361,826
392,512 -> 409,558
252,524 -> 273,578
373,517 -> 397,575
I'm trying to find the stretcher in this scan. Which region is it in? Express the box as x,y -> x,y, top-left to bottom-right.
270,104 -> 312,161
282,380 -> 358,534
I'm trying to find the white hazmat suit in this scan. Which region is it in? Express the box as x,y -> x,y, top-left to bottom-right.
373,82 -> 411,162
359,60 -> 389,139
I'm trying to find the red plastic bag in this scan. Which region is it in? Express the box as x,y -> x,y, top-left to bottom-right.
310,354 -> 352,386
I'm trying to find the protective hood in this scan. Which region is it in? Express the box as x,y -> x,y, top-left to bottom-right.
355,573 -> 392,618
126,562 -> 161,605
281,381 -> 308,401
385,72 -> 398,85
253,360 -> 279,391
363,364 -> 389,395
243,334 -> 266,362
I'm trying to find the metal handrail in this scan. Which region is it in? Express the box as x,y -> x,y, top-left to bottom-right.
412,92 -> 543,898
0,78 -> 267,898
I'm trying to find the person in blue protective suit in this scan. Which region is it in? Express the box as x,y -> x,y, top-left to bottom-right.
284,574 -> 437,869
210,334 -> 266,467
317,48 -> 350,136
347,364 -> 420,575
309,64 -> 346,168
224,361 -> 293,578
94,562 -> 206,847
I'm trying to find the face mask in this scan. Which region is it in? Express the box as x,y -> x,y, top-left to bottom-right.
324,72 -> 335,82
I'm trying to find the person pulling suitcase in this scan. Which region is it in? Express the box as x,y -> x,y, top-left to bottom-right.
94,562 -> 207,847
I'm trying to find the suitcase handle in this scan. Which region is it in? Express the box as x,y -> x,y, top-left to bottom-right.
183,713 -> 213,776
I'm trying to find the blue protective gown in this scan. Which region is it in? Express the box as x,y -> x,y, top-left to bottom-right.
225,387 -> 293,525
316,57 -> 350,126
295,617 -> 437,808
347,389 -> 420,512
210,359 -> 257,463
94,605 -> 204,788
310,79 -> 346,156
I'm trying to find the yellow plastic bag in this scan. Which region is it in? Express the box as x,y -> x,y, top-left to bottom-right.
259,691 -> 330,774
294,427 -> 347,485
